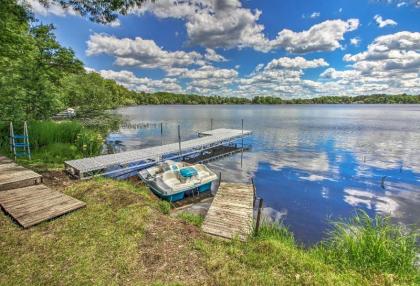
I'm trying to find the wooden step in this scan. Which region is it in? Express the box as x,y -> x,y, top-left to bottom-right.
0,184 -> 86,228
0,156 -> 13,165
0,163 -> 42,191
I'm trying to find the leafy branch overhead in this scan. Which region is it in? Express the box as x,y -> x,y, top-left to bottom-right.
38,0 -> 149,23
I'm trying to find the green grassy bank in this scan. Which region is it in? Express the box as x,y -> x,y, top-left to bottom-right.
0,178 -> 418,285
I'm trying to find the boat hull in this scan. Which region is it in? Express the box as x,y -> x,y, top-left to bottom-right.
148,182 -> 213,202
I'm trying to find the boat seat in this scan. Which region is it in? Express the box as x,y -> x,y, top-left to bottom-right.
162,172 -> 181,186
194,164 -> 210,178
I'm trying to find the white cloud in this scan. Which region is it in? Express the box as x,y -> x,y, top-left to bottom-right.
343,31 -> 420,74
136,0 -> 270,51
310,12 -> 320,18
94,69 -> 183,93
183,65 -> 238,93
132,0 -> 209,19
271,19 -> 360,53
339,8 -> 343,13
374,15 -> 397,28
182,65 -> 238,80
204,48 -> 227,62
135,1 -> 359,53
320,68 -> 360,79
108,19 -> 121,27
186,1 -> 270,51
86,34 -> 205,73
265,57 -> 328,70
22,0 -> 122,27
232,56 -> 330,98
316,31 -> 420,96
22,0 -> 77,17
397,1 -> 407,7
350,37 -> 361,46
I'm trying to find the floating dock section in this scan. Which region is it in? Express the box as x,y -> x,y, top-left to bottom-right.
65,128 -> 252,179
0,157 -> 85,228
202,182 -> 254,241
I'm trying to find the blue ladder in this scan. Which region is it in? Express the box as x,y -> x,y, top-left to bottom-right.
9,122 -> 31,160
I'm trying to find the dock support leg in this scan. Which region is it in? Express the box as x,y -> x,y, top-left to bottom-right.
255,198 -> 263,236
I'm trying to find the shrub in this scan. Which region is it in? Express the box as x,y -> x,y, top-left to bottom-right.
74,129 -> 103,157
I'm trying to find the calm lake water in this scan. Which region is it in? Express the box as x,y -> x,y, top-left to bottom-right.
111,105 -> 420,245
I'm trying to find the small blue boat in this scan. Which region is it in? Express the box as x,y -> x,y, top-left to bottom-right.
138,161 -> 218,202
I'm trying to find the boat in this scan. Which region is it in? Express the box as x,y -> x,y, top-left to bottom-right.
138,160 -> 218,201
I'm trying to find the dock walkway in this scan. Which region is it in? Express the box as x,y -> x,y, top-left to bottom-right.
202,182 -> 254,241
65,128 -> 251,179
0,156 -> 85,228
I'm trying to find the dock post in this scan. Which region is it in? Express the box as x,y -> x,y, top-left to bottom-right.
241,119 -> 244,149
160,122 -> 163,146
177,125 -> 182,158
211,118 -> 213,130
255,197 -> 263,236
218,171 -> 222,187
240,119 -> 244,167
251,177 -> 256,207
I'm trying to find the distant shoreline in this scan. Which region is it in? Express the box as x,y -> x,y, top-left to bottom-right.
130,93 -> 420,105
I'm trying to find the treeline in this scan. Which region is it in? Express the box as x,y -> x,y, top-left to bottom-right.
1,0 -> 418,123
133,93 -> 420,105
250,94 -> 420,104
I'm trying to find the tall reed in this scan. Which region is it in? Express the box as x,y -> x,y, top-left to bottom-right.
318,210 -> 418,276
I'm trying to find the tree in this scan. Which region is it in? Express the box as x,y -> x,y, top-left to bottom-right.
0,0 -> 35,122
0,0 -> 83,122
37,0 -> 148,23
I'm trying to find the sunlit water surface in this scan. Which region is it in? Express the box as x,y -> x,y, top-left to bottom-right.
111,105 -> 420,245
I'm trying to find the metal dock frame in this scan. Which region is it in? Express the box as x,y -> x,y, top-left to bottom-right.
65,128 -> 252,179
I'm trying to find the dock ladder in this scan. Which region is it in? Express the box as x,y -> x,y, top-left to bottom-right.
9,122 -> 31,160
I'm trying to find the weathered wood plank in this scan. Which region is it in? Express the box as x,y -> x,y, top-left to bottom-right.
202,182 -> 253,241
0,156 -> 13,165
0,163 -> 42,191
0,184 -> 86,228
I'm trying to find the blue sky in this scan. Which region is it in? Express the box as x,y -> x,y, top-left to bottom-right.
26,0 -> 420,98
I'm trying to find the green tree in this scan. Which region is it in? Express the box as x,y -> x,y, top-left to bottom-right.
37,0 -> 148,23
0,1 -> 83,121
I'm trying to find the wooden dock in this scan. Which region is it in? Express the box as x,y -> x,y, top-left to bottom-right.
202,182 -> 254,241
65,128 -> 252,179
0,156 -> 85,228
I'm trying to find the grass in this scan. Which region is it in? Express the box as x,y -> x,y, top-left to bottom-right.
0,178 -> 153,285
315,210 -> 419,278
0,120 -> 105,168
177,212 -> 205,227
158,200 -> 172,215
0,176 -> 418,285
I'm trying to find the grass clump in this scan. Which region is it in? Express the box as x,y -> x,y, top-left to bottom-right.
177,212 -> 204,227
316,210 -> 419,279
158,200 -> 172,215
253,220 -> 295,245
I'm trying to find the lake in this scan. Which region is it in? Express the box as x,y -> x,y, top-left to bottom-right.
111,104 -> 420,245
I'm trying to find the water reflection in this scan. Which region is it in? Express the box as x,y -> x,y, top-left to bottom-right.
112,105 -> 420,245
